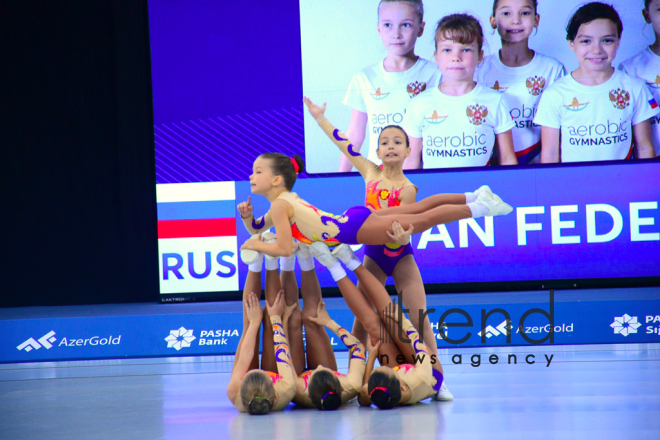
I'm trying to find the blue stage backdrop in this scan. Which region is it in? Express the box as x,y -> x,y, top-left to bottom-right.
157,162 -> 659,295
149,0 -> 660,297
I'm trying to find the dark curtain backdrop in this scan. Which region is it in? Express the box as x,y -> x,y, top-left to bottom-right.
0,1 -> 158,307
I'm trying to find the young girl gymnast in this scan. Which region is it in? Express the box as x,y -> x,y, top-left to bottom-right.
226,276 -> 297,414
240,237 -> 367,411
237,152 -> 512,259
534,2 -> 658,162
619,0 -> 660,155
308,242 -> 440,409
476,0 -> 566,164
340,0 -> 441,171
288,300 -> 368,410
402,13 -> 518,169
304,96 -> 453,400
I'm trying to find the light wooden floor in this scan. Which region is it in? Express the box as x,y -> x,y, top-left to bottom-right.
1,343 -> 659,440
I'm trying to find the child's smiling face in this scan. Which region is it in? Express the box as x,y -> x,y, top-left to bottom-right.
491,0 -> 539,43
377,2 -> 424,57
569,19 -> 620,73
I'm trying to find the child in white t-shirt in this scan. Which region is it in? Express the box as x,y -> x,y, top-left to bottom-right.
534,2 -> 658,163
476,0 -> 565,164
341,0 -> 441,171
403,13 -> 517,169
619,0 -> 660,156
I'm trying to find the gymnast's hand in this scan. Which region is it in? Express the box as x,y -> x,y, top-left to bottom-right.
283,301 -> 299,322
240,238 -> 260,251
245,292 -> 263,323
366,337 -> 381,356
237,196 -> 253,219
308,301 -> 331,326
386,221 -> 414,246
303,97 -> 326,121
266,290 -> 286,318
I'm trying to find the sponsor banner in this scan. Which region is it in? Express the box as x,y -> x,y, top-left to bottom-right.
157,182 -> 239,293
2,293 -> 658,363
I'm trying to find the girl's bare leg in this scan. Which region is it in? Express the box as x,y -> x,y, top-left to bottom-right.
300,268 -> 337,370
280,269 -> 305,374
260,269 -> 282,372
370,194 -> 466,216
352,256 -> 385,344
234,269 -> 262,373
338,269 -> 417,362
357,205 -> 472,245
335,276 -> 406,363
392,255 -> 443,374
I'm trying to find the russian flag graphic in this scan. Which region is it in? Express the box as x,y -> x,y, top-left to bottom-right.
649,98 -> 658,109
156,182 -> 239,294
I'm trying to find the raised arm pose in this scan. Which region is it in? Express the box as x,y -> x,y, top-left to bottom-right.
305,96 -> 453,400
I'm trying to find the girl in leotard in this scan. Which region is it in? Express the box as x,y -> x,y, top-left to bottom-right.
227,278 -> 297,414
238,152 -> 512,258
308,242 -> 439,409
304,96 -> 453,400
289,301 -> 367,410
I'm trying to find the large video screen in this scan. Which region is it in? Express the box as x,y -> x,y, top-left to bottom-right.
149,0 -> 660,299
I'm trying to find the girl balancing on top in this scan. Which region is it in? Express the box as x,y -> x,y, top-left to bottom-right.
303,96 -> 453,400
340,0 -> 440,171
475,0 -> 565,164
402,13 -> 518,169
619,0 -> 660,155
238,152 -> 512,258
534,2 -> 658,162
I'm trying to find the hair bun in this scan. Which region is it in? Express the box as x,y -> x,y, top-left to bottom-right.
292,154 -> 305,175
321,391 -> 342,411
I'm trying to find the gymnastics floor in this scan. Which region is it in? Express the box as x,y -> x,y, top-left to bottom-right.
1,342 -> 659,439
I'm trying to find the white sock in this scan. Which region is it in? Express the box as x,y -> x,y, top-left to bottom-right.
328,261 -> 347,281
468,202 -> 489,218
265,258 -> 279,271
279,255 -> 296,271
344,255 -> 361,271
464,192 -> 476,204
298,256 -> 315,271
248,254 -> 264,273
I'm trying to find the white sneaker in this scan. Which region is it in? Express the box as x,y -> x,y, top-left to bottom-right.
330,244 -> 355,265
296,242 -> 311,259
309,242 -> 339,268
434,382 -> 454,401
474,184 -> 493,199
261,231 -> 278,260
476,189 -> 513,216
240,234 -> 263,265
475,185 -> 504,204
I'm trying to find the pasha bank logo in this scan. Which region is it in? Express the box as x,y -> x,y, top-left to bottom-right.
610,314 -> 641,337
165,327 -> 197,351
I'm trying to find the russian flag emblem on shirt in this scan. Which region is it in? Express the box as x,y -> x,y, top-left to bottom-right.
649,98 -> 658,109
156,182 -> 239,294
